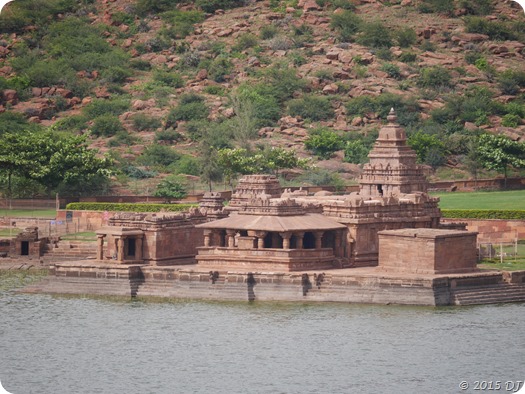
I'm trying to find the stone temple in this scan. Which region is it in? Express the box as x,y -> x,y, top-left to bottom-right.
34,109 -> 525,306
195,109 -> 476,273
93,109 -> 476,275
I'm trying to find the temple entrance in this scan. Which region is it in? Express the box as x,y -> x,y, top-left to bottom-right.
127,238 -> 136,258
21,241 -> 29,256
377,184 -> 384,196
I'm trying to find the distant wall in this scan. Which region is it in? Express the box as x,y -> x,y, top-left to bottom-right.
428,177 -> 525,192
441,218 -> 525,242
55,210 -> 106,231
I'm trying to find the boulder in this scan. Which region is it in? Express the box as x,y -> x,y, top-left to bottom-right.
196,69 -> 208,80
302,0 -> 321,11
322,83 -> 339,94
1,89 -> 18,105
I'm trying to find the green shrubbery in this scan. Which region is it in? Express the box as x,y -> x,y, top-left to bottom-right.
155,129 -> 182,144
396,28 -> 417,48
357,21 -> 393,48
407,131 -> 448,167
441,210 -> 525,220
160,10 -> 204,38
0,0 -> 80,33
417,66 -> 454,90
345,93 -> 420,126
233,33 -> 259,51
501,114 -> 521,128
131,114 -> 162,131
304,127 -> 343,159
205,57 -> 233,83
465,17 -> 522,42
137,144 -> 181,167
83,98 -> 130,118
153,70 -> 184,88
381,63 -> 402,79
431,86 -> 504,126
286,95 -> 334,121
65,202 -> 197,212
195,0 -> 246,13
90,115 -> 125,137
0,112 -> 41,134
497,70 -> 525,96
166,94 -> 209,123
330,10 -> 363,42
418,0 -> 454,14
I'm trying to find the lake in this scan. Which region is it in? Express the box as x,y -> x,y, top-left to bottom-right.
0,273 -> 524,394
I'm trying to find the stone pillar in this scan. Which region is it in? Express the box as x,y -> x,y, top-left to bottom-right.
97,235 -> 105,260
295,232 -> 305,250
203,230 -> 212,247
280,232 -> 292,249
314,231 -> 324,249
255,231 -> 267,249
335,231 -> 343,257
117,237 -> 125,262
226,229 -> 236,248
135,236 -> 143,261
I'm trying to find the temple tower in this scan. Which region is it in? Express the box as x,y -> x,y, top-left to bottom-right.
359,108 -> 429,198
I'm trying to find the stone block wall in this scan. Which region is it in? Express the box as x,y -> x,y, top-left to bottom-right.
378,228 -> 478,274
441,219 -> 525,242
144,225 -> 203,265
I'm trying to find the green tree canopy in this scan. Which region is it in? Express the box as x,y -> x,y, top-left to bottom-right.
216,147 -> 309,189
0,131 -> 112,196
477,133 -> 525,187
154,176 -> 188,203
407,131 -> 448,166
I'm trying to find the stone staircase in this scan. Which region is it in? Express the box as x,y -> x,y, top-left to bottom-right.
451,283 -> 525,306
43,241 -> 97,262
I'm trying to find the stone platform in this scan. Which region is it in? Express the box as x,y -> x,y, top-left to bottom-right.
19,261 -> 525,306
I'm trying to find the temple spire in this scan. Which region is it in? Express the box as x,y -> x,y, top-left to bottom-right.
359,107 -> 429,197
387,107 -> 397,123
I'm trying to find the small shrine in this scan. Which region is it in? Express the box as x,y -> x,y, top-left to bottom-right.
95,211 -> 207,266
9,227 -> 46,258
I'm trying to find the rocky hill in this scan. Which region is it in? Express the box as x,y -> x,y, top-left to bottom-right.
1,0 -> 524,196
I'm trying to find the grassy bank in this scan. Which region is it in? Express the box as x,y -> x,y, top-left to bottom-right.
433,189 -> 525,210
0,269 -> 48,291
0,209 -> 57,218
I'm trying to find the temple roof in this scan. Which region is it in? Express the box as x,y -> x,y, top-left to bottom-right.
196,213 -> 346,232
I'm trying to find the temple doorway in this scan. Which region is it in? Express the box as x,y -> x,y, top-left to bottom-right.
21,241 -> 29,256
127,238 -> 136,258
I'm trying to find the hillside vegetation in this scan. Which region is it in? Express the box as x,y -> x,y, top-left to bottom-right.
1,0 -> 525,197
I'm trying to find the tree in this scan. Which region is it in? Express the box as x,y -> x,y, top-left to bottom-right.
154,176 -> 188,203
216,147 -> 309,189
477,133 -> 525,188
344,140 -> 371,164
407,131 -> 447,166
199,145 -> 223,192
304,127 -> 343,159
0,131 -> 112,196
216,148 -> 260,189
259,146 -> 310,175
463,138 -> 482,184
